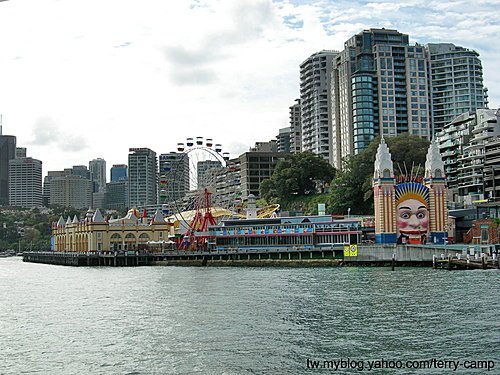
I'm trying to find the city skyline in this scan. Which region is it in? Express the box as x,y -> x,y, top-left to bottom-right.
0,0 -> 499,175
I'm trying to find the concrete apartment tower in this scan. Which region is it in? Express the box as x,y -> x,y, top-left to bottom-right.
8,157 -> 43,208
158,152 -> 189,206
426,43 -> 488,134
331,28 -> 431,169
300,50 -> 338,164
128,148 -> 158,208
289,99 -> 302,153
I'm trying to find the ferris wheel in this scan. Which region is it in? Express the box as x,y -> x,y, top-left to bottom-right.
159,137 -> 241,233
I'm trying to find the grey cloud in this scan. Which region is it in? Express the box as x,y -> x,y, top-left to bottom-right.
30,116 -> 88,152
169,68 -> 218,86
59,134 -> 88,152
31,117 -> 60,146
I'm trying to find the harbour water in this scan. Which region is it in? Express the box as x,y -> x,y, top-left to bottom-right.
1,257 -> 498,374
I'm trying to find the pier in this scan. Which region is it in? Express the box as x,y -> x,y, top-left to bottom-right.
22,244 -> 499,268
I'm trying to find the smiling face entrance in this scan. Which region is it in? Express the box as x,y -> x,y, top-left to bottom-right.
395,182 -> 430,244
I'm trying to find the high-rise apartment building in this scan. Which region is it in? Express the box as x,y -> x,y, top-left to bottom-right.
289,99 -> 302,153
158,152 -> 189,206
89,158 -> 106,193
111,164 -> 128,182
197,160 -> 222,190
437,108 -> 499,206
300,50 -> 338,164
43,170 -> 66,206
104,180 -> 129,210
331,28 -> 430,168
276,127 -> 291,153
0,132 -> 16,206
426,43 -> 488,133
8,157 -> 42,208
128,148 -> 157,207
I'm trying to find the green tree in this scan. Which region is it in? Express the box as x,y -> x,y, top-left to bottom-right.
260,152 -> 336,203
329,134 -> 430,215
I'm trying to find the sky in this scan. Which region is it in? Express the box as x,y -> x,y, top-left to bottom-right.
0,0 -> 499,178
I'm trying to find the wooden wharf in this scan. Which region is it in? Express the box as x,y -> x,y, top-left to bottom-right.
433,254 -> 500,270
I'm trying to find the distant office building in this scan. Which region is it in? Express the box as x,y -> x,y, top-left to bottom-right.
8,157 -> 42,208
104,180 -> 129,210
49,175 -> 93,209
426,43 -> 488,133
250,141 -> 278,153
89,158 -> 106,193
128,148 -> 157,207
111,164 -> 128,182
43,170 -> 66,206
197,160 -> 222,190
238,151 -> 288,198
158,152 -> 189,206
0,133 -> 16,206
331,28 -> 430,168
289,99 -> 302,153
276,127 -> 291,153
300,50 -> 338,164
16,147 -> 27,158
71,165 -> 91,180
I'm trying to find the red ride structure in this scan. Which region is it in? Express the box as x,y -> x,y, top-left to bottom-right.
180,188 -> 217,250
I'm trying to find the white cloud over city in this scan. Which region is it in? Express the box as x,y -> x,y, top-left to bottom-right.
0,0 -> 498,175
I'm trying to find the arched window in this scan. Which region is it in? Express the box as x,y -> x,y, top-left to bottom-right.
434,169 -> 442,178
124,233 -> 136,250
383,168 -> 391,178
110,233 -> 122,251
138,233 -> 150,244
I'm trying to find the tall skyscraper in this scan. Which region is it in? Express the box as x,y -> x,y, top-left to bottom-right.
331,28 -> 430,168
300,50 -> 338,164
49,175 -> 93,209
89,158 -> 106,193
111,164 -> 128,182
128,148 -> 157,207
426,43 -> 488,133
0,130 -> 16,206
8,157 -> 42,208
16,147 -> 27,158
158,152 -> 189,205
289,99 -> 302,153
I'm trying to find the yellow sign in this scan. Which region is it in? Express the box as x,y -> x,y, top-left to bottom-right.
344,244 -> 358,257
350,244 -> 358,257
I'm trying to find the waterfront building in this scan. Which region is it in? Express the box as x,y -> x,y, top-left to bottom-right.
89,158 -> 106,193
0,132 -> 16,206
52,208 -> 173,252
331,28 -> 430,169
426,43 -> 488,133
276,127 -> 291,153
110,164 -> 128,182
15,147 -> 27,158
457,109 -> 500,206
289,99 -> 302,153
128,148 -> 158,207
104,180 -> 129,211
8,157 -> 42,208
49,175 -> 93,209
158,152 -> 189,207
484,134 -> 500,200
208,215 -> 361,252
435,111 -> 473,204
300,50 -> 338,164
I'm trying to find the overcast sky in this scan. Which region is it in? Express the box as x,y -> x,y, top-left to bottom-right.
0,0 -> 498,177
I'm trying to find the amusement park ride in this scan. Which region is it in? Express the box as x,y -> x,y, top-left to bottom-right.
158,136 -> 279,250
